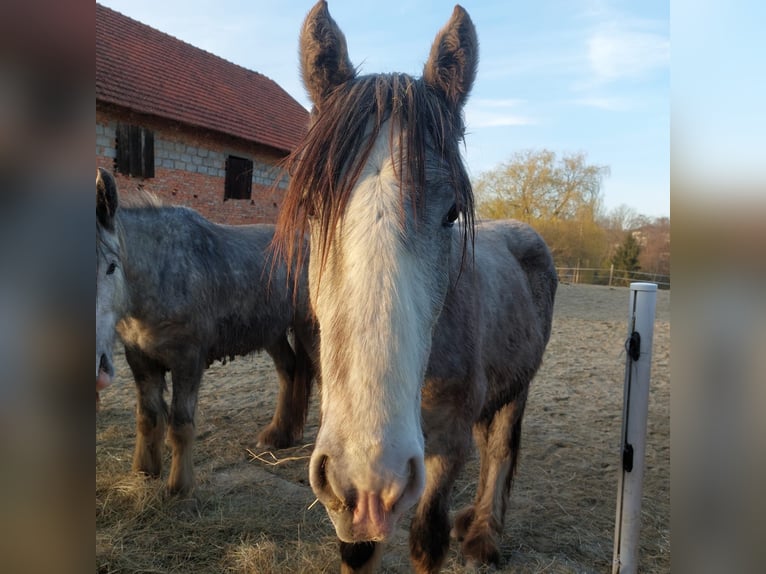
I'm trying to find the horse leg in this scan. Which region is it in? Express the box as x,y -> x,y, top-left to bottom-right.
409,394 -> 475,574
455,392 -> 528,567
258,333 -> 313,449
339,540 -> 383,574
166,353 -> 204,497
125,346 -> 168,478
451,421 -> 488,543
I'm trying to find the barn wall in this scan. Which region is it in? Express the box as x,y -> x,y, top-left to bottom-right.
96,105 -> 291,225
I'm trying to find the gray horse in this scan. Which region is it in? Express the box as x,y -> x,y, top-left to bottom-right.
96,168 -> 316,497
274,3 -> 557,572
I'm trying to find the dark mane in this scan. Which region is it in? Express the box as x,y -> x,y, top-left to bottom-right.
274,72 -> 475,278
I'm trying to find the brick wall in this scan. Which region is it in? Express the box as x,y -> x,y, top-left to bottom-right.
96,106 -> 292,225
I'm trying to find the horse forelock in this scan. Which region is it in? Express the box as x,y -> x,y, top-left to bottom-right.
274,72 -> 475,283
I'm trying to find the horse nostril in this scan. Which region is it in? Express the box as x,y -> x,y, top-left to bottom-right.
314,454 -> 329,491
344,488 -> 358,513
393,456 -> 425,513
310,454 -> 353,514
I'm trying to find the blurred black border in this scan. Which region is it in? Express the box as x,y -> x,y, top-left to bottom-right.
2,0 -> 765,572
1,0 -> 93,572
672,1 -> 766,573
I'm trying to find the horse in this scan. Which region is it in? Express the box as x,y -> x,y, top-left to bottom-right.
273,3 -> 557,572
96,167 -> 316,497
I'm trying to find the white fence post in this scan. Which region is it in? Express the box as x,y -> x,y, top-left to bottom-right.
612,282 -> 657,574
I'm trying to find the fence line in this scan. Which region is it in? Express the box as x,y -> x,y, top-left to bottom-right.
556,265 -> 670,289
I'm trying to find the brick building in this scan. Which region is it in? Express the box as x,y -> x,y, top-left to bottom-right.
96,3 -> 308,224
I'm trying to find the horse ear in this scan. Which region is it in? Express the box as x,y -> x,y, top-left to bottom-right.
300,0 -> 356,108
96,167 -> 119,231
423,5 -> 478,112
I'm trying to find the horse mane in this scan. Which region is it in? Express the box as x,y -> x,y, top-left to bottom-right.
274,72 -> 475,283
119,189 -> 164,210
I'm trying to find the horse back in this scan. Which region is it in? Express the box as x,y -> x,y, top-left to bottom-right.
116,206 -> 299,363
427,220 -> 556,405
481,219 -> 557,345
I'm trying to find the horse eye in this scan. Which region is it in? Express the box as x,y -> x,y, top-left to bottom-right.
106,262 -> 117,275
444,203 -> 459,227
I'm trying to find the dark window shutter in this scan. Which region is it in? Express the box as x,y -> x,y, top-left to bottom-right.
115,123 -> 154,178
129,125 -> 142,176
225,156 -> 234,199
115,124 -> 131,175
225,156 -> 253,200
142,129 -> 154,178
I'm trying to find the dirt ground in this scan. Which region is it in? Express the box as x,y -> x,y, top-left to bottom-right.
96,283 -> 670,573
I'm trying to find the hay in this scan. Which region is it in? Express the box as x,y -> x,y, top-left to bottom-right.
97,284 -> 670,573
246,445 -> 314,467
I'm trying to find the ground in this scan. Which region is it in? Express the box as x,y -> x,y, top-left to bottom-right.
96,283 -> 670,573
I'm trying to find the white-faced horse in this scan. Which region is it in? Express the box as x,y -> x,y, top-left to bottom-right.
276,3 -> 558,571
97,168 -> 316,497
275,3 -> 557,572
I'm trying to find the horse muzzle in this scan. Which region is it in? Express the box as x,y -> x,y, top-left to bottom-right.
309,450 -> 425,543
97,354 -> 114,388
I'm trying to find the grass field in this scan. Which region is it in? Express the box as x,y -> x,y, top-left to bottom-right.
97,283 -> 670,573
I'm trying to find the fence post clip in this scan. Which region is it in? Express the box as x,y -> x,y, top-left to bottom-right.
626,331 -> 641,362
622,443 -> 634,472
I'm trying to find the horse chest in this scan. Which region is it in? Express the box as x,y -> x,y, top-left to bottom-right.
116,317 -> 179,355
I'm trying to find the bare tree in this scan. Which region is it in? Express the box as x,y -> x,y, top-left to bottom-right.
476,149 -> 609,268
600,204 -> 642,233
636,217 -> 670,277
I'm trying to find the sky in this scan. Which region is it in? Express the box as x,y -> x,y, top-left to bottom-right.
98,0 -> 670,219
672,0 -> 766,198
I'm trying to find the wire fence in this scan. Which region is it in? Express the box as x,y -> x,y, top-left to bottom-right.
556,265 -> 670,290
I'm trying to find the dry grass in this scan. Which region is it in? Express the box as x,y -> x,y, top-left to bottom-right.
96,439 -> 339,573
97,284 -> 670,573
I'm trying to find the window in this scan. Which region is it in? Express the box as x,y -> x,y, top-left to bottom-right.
115,124 -> 154,178
224,155 -> 253,200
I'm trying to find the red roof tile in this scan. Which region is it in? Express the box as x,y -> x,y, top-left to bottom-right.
96,3 -> 308,153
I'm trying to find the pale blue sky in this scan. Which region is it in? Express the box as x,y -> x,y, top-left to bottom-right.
672,0 -> 766,195
99,0 -> 670,218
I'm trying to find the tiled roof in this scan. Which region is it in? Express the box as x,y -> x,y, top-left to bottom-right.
96,3 -> 308,153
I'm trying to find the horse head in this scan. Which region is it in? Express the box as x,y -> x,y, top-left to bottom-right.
277,1 -> 477,542
96,168 -> 126,400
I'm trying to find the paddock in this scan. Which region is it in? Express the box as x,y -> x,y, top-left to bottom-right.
96,283 -> 670,573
